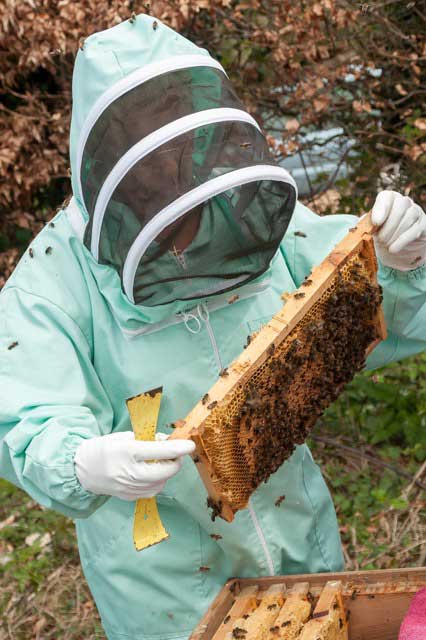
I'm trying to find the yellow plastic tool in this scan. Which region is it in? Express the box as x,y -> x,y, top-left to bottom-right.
126,387 -> 169,551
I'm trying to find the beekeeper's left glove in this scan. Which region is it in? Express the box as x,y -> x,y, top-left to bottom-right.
74,431 -> 195,500
372,190 -> 426,271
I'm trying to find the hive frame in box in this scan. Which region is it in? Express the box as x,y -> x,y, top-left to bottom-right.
170,214 -> 387,522
190,568 -> 426,640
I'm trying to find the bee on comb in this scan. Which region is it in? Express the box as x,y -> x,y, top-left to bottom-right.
170,215 -> 386,522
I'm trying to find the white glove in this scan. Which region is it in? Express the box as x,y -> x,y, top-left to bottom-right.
74,431 -> 195,500
372,190 -> 426,271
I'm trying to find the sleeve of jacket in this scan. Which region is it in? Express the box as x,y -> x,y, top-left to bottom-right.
0,286 -> 111,519
281,201 -> 426,370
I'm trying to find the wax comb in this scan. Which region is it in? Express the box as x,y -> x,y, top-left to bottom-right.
170,213 -> 386,522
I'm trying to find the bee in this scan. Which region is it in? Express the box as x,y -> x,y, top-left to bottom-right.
207,497 -> 222,522
45,246 -> 53,255
312,610 -> 328,619
228,294 -> 239,304
29,248 -> 34,258
242,613 -> 250,619
269,626 -> 280,633
7,341 -> 18,350
199,566 -> 210,572
240,142 -> 251,148
294,292 -> 305,299
152,20 -> 158,30
49,222 -> 55,229
294,231 -> 307,238
244,335 -> 252,348
267,343 -> 275,356
219,367 -> 229,377
348,226 -> 357,232
267,604 -> 278,610
129,12 -> 137,23
302,278 -> 313,286
210,533 -> 222,540
202,393 -> 210,405
223,615 -> 231,624
281,621 -> 291,627
274,495 -> 286,507
193,455 -> 200,464
78,37 -> 85,51
229,581 -> 238,594
207,401 -> 218,410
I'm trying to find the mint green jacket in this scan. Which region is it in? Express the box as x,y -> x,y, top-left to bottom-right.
1,200 -> 426,639
2,15 -> 426,640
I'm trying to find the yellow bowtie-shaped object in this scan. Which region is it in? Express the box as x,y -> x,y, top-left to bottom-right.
126,387 -> 169,551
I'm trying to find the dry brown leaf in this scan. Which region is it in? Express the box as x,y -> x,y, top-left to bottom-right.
414,118 -> 426,131
285,118 -> 300,133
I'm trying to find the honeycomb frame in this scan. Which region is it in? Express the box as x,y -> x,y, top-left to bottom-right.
170,214 -> 387,522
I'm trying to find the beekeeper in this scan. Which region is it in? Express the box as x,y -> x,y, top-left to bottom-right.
1,15 -> 426,640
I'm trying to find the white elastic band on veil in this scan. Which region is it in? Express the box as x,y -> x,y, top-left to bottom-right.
89,108 -> 261,260
122,164 -> 298,302
76,54 -> 227,211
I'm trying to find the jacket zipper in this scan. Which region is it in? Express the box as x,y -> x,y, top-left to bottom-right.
248,501 -> 275,576
197,303 -> 223,372
120,278 -> 271,338
198,303 -> 275,575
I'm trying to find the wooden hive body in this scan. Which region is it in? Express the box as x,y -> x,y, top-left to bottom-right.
190,568 -> 426,640
170,215 -> 386,522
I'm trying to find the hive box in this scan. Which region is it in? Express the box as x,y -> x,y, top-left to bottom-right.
190,568 -> 426,640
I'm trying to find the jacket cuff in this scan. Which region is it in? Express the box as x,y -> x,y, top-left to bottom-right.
64,434 -> 110,517
378,260 -> 426,281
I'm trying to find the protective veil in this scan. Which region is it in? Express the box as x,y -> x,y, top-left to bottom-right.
74,26 -> 296,306
1,14 -> 426,640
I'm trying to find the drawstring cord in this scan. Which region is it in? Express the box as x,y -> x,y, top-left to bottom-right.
179,303 -> 209,334
179,310 -> 202,334
179,302 -> 223,371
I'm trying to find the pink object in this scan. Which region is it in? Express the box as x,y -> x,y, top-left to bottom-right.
399,588 -> 426,640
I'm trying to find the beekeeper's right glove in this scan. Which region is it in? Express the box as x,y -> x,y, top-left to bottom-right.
74,431 -> 195,500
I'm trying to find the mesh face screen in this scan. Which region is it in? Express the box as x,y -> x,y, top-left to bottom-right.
80,63 -> 297,306
81,67 -> 243,220
91,121 -> 276,264
130,178 -> 295,306
177,230 -> 385,518
91,121 -> 295,306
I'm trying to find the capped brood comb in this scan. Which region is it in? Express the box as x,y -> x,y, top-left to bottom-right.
170,214 -> 386,522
